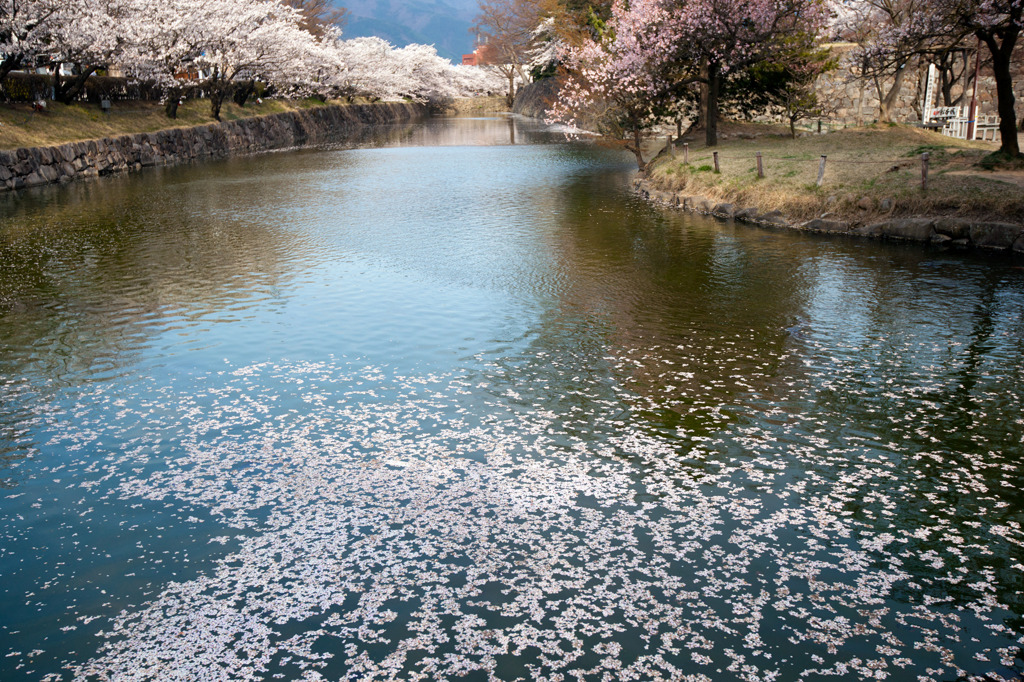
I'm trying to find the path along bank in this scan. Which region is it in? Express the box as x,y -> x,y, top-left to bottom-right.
0,102 -> 427,193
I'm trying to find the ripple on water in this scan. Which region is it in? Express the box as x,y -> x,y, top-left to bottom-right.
1,117 -> 1023,681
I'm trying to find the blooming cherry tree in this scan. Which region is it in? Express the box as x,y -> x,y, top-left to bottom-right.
0,0 -> 70,83
548,0 -> 684,171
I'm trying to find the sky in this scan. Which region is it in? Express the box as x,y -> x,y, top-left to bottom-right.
337,0 -> 480,62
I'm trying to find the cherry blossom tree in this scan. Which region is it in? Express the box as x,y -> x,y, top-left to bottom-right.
281,0 -> 347,37
663,0 -> 830,146
5,0 -> 505,119
42,0 -> 134,104
548,0 -> 684,171
192,0 -> 315,120
550,0 -> 828,165
0,0 -> 68,84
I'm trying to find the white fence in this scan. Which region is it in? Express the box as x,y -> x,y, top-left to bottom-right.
925,105 -> 1001,142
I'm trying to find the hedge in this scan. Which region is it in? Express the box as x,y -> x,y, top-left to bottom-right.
0,72 -> 167,104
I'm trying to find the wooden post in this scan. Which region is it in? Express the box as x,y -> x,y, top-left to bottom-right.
683,143 -> 689,165
921,152 -> 929,190
817,120 -> 822,134
816,155 -> 827,187
755,151 -> 764,179
713,151 -> 720,173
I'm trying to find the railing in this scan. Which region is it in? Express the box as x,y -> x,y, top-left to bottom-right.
925,105 -> 1000,142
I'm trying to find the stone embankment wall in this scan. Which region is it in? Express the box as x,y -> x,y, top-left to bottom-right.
0,102 -> 426,192
448,96 -> 508,115
513,78 -> 561,120
635,178 -> 1024,256
813,44 -> 1024,127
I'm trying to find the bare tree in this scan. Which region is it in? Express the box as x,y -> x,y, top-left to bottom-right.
281,0 -> 347,38
839,0 -> 933,123
472,0 -> 548,106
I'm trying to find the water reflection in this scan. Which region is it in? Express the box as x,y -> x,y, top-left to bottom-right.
1,115 -> 1023,681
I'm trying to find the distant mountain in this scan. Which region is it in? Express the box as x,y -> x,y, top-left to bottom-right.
336,0 -> 480,62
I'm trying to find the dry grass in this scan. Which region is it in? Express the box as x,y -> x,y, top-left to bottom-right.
646,123 -> 1024,224
0,97 -> 348,151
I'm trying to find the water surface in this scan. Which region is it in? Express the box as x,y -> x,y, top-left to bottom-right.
1,115 -> 1023,681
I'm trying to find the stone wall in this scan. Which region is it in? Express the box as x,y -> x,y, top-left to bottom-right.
816,45 -> 1024,127
513,78 -> 562,120
0,101 -> 427,192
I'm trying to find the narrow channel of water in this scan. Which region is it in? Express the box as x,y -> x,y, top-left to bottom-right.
1,115 -> 1022,681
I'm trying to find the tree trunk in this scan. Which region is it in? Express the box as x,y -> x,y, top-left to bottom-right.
513,63 -> 530,88
57,65 -> 98,104
980,29 -> 1021,157
207,72 -> 227,121
790,117 -> 797,139
506,72 -> 515,108
50,63 -> 63,101
704,60 -> 720,147
938,48 -> 968,107
876,64 -> 906,123
233,79 -> 256,107
628,123 -> 646,173
165,87 -> 182,119
0,54 -> 22,85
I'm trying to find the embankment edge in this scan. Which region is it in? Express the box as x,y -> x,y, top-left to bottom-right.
0,102 -> 427,193
634,175 -> 1024,256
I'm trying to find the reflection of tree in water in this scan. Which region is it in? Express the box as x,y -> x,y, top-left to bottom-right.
0,154 -> 328,477
527,170 -> 812,441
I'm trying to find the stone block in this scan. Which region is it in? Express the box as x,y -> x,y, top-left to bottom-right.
934,217 -> 971,239
882,218 -> 934,241
757,211 -> 791,227
803,218 -> 852,233
852,223 -> 885,238
712,203 -> 736,217
23,171 -> 47,187
39,165 -> 59,183
969,222 -> 1023,250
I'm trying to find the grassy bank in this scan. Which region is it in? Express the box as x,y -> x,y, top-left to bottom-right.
0,97 -> 352,151
644,123 -> 1024,224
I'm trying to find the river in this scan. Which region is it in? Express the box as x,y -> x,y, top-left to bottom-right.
1,114 -> 1022,681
